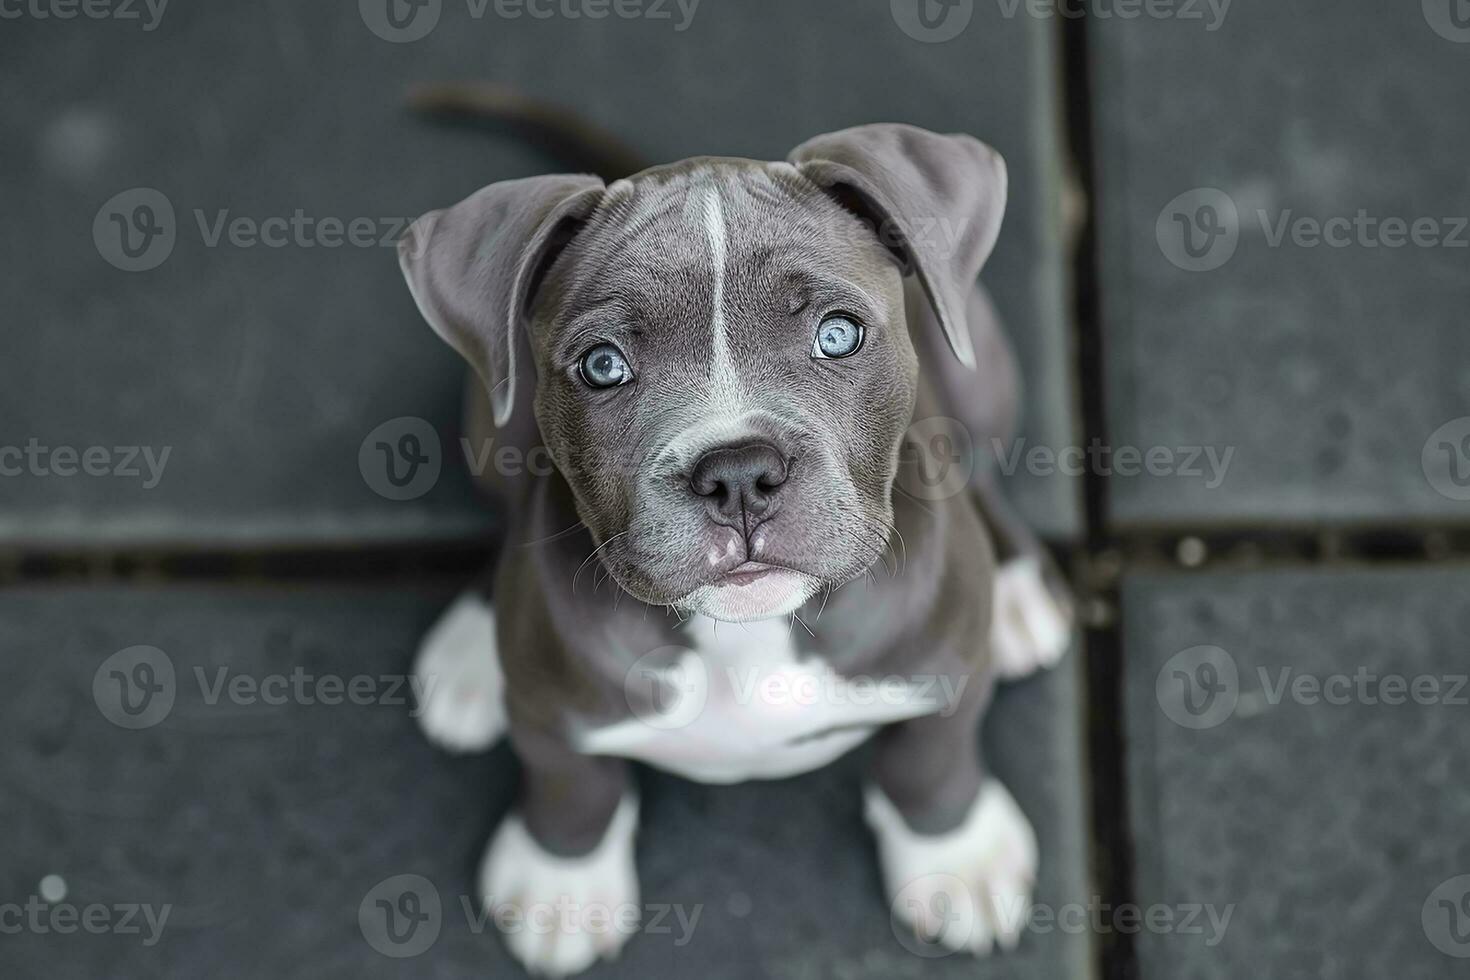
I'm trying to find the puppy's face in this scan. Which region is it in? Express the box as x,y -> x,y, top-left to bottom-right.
531,162 -> 916,622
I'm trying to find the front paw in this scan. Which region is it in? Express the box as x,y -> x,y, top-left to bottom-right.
867,780 -> 1038,956
479,796 -> 641,977
412,592 -> 507,753
991,556 -> 1073,681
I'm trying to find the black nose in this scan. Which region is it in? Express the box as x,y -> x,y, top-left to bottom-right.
689,443 -> 789,521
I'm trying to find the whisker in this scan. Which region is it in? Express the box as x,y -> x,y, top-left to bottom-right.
892,484 -> 939,518
792,612 -> 815,638
572,530 -> 629,596
517,520 -> 588,549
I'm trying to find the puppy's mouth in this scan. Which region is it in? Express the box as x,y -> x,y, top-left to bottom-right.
721,561 -> 780,585
674,564 -> 822,623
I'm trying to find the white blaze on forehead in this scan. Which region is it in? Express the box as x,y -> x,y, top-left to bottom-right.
686,182 -> 744,418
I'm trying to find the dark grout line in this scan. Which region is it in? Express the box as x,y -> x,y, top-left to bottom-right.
5,526 -> 1470,588
0,539 -> 497,588
1056,9 -> 1142,980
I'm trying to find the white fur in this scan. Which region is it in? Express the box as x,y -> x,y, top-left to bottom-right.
412,592 -> 507,753
480,795 -> 640,978
695,184 -> 743,416
577,614 -> 945,783
867,779 -> 1038,956
990,556 -> 1072,681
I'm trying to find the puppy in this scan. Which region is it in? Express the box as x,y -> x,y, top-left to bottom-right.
400,121 -> 1071,976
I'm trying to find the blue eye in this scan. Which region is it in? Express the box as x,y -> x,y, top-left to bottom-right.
813,315 -> 864,359
579,343 -> 633,388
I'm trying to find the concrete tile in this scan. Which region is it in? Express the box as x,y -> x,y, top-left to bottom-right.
1,1 -> 1077,545
1121,567 -> 1470,979
1091,4 -> 1470,527
0,584 -> 1089,978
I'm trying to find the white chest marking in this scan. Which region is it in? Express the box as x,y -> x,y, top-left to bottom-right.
576,615 -> 948,784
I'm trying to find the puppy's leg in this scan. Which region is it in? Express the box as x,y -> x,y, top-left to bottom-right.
412,588 -> 507,752
481,739 -> 640,978
911,279 -> 1073,680
973,475 -> 1074,680
866,702 -> 1037,957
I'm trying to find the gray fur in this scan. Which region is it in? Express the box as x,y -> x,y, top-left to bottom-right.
400,123 -> 1046,852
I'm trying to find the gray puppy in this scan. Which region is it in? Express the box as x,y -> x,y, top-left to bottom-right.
400,122 -> 1071,976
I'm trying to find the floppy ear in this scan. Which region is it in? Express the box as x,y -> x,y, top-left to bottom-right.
398,174 -> 605,426
789,123 -> 1008,370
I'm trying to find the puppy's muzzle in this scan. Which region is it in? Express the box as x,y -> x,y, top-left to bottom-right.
688,442 -> 789,530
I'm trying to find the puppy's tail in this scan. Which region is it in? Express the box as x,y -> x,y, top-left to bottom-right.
405,83 -> 650,182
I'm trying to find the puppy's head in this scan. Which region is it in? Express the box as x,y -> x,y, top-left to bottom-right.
401,124 -> 1006,622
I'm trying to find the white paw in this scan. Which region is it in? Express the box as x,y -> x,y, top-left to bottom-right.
867,780 -> 1038,957
479,796 -> 641,978
990,556 -> 1072,681
412,592 -> 507,753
